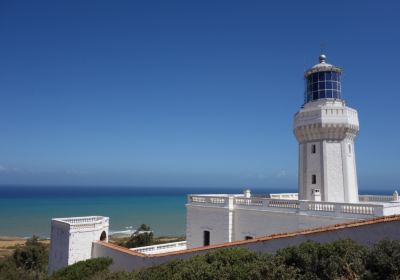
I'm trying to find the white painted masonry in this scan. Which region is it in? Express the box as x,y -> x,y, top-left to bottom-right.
294,99 -> 359,203
48,216 -> 109,274
185,193 -> 400,248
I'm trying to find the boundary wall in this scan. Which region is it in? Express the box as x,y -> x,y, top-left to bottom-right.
93,215 -> 400,272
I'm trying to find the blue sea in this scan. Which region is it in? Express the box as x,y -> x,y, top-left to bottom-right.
0,186 -> 393,238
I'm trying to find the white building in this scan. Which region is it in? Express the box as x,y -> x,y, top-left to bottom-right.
48,54 -> 400,273
48,216 -> 109,274
185,55 -> 400,248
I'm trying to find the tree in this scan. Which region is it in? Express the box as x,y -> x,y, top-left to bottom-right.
0,235 -> 49,280
13,235 -> 48,272
124,224 -> 154,248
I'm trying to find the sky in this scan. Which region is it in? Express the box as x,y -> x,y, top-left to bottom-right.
0,0 -> 399,190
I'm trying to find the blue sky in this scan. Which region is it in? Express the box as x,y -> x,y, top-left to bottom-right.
0,0 -> 399,190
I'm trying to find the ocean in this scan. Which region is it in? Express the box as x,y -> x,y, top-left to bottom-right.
0,186 -> 392,238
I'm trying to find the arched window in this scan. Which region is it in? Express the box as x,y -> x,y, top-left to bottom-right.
100,231 -> 107,241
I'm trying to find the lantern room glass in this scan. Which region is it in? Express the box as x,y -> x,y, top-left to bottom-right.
305,71 -> 341,103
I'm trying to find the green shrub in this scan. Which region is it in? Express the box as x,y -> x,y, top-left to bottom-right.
0,236 -> 49,280
365,239 -> 400,280
49,257 -> 113,280
276,239 -> 367,280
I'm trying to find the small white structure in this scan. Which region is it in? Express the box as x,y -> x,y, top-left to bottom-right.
48,216 -> 109,274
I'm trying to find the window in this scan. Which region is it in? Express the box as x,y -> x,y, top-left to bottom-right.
245,236 -> 254,240
312,174 -> 317,184
348,144 -> 352,154
100,231 -> 107,241
311,144 -> 316,154
203,231 -> 210,246
305,70 -> 342,103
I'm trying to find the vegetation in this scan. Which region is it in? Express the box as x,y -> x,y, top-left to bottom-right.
124,224 -> 154,248
2,237 -> 400,280
0,236 -> 49,280
115,224 -> 185,249
49,258 -> 112,280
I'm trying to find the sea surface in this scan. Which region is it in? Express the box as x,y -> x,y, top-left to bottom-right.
0,186 -> 393,238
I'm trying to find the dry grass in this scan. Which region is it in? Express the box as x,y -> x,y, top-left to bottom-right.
0,236 -> 50,260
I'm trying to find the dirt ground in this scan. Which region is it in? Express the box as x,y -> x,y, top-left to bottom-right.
0,236 -> 50,260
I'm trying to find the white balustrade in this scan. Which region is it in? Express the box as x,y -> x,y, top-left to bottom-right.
268,199 -> 299,209
341,204 -> 375,215
188,194 -> 387,217
189,195 -> 227,206
131,241 -> 187,255
270,193 -> 299,200
55,216 -> 107,225
307,202 -> 335,212
359,195 -> 393,202
235,198 -> 263,206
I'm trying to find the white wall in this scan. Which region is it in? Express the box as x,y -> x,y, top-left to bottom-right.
233,208 -> 353,241
325,141 -> 345,201
48,217 -> 109,274
186,205 -> 232,248
294,100 -> 360,203
48,221 -> 70,273
94,218 -> 400,272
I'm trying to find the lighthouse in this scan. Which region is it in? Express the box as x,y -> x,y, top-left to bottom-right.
294,55 -> 359,203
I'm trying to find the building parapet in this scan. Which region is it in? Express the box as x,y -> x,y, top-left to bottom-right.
359,194 -> 397,203
187,194 -> 400,218
51,216 -> 109,232
269,193 -> 298,200
130,241 -> 187,255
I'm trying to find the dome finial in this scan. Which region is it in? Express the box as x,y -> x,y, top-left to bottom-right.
319,54 -> 327,63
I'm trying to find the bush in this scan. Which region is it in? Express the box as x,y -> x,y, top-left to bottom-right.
132,247 -> 299,280
365,239 -> 400,280
123,224 -> 154,248
276,239 -> 367,280
0,235 -> 49,280
49,257 -> 113,280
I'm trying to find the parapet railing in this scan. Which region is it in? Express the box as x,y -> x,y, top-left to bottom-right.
359,195 -> 394,202
130,241 -> 187,254
188,195 -> 229,207
269,193 -> 298,200
57,216 -> 106,225
188,195 -> 386,217
53,216 -> 109,231
303,201 -> 378,216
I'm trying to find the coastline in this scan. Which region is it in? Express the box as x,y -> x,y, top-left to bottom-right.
0,236 -> 50,260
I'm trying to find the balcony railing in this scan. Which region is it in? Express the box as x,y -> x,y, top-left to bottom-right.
187,194 -> 395,217
359,195 -> 394,202
130,241 -> 187,255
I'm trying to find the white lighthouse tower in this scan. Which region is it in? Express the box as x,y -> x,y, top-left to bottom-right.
294,55 -> 359,203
